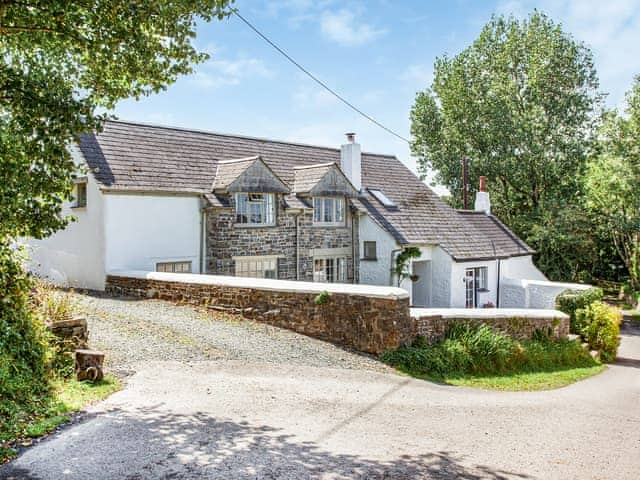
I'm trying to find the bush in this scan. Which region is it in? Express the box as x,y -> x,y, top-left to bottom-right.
556,287 -> 604,333
0,245 -> 55,449
381,322 -> 598,380
31,281 -> 78,323
575,301 -> 621,362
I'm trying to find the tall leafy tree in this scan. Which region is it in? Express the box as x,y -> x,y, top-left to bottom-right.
410,12 -> 603,278
585,77 -> 640,290
0,0 -> 233,243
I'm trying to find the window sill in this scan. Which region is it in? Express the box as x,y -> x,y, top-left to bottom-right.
71,205 -> 87,210
233,223 -> 277,228
477,288 -> 490,293
312,223 -> 346,228
360,258 -> 378,261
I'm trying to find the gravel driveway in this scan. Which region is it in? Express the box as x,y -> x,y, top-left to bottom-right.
2,295 -> 639,479
76,292 -> 393,375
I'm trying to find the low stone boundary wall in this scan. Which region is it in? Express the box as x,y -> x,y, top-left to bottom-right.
500,278 -> 592,309
411,308 -> 569,344
106,271 -> 412,355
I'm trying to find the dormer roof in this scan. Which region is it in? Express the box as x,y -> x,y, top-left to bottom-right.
212,156 -> 289,194
293,162 -> 358,197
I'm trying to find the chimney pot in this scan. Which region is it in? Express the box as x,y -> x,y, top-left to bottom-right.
345,132 -> 356,143
479,176 -> 487,192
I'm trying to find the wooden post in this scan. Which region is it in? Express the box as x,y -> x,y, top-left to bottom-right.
75,349 -> 105,382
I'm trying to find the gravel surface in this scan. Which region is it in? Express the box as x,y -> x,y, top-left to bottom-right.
75,292 -> 393,375
3,327 -> 640,479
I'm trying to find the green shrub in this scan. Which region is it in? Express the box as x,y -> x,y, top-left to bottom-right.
31,281 -> 78,323
381,322 -> 598,380
576,301 -> 621,362
556,287 -> 604,333
0,245 -> 55,449
313,290 -> 330,305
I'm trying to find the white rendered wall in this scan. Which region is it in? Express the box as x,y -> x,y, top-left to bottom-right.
358,214 -> 398,286
500,278 -> 591,309
24,145 -> 106,290
103,194 -> 202,274
450,259 -> 498,308
501,255 -> 547,281
426,246 -> 452,307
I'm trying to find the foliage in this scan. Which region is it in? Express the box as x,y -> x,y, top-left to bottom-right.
1,376 -> 120,462
314,290 -> 330,306
31,282 -> 79,323
556,287 -> 604,333
394,247 -> 422,285
575,301 -> 621,362
584,79 -> 640,289
410,11 -> 603,280
381,323 -> 600,390
0,246 -> 54,451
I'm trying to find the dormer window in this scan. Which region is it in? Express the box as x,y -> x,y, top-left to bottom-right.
235,193 -> 275,226
313,197 -> 345,226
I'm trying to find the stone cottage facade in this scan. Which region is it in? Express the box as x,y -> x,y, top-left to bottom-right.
24,120 -> 573,309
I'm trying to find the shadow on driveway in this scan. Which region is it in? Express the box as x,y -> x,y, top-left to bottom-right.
1,404 -> 531,480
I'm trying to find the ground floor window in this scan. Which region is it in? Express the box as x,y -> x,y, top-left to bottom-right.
465,266 -> 489,308
313,257 -> 346,283
157,261 -> 192,273
235,256 -> 278,279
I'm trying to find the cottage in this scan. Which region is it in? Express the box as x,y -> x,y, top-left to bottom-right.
26,120 -> 569,308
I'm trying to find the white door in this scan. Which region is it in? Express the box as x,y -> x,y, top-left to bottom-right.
465,268 -> 476,308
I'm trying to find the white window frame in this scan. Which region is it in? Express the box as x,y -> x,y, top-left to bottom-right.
313,256 -> 347,283
72,181 -> 88,209
156,261 -> 192,273
312,197 -> 345,226
235,192 -> 275,226
363,241 -> 377,260
234,255 -> 278,279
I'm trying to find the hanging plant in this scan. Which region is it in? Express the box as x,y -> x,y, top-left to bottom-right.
395,247 -> 422,285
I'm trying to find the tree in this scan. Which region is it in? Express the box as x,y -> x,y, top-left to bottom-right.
585,78 -> 640,290
410,12 -> 603,277
0,0 -> 233,243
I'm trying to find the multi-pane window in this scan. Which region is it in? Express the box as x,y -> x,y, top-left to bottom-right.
235,257 -> 278,279
313,257 -> 346,283
363,241 -> 377,260
313,197 -> 345,225
72,182 -> 87,208
157,261 -> 192,273
235,193 -> 275,225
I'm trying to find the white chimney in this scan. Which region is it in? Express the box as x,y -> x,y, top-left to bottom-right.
340,132 -> 361,191
474,176 -> 491,214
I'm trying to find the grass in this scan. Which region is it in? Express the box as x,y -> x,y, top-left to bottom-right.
1,376 -> 120,463
381,324 -> 606,391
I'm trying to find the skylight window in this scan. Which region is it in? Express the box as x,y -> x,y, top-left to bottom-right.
368,188 -> 396,208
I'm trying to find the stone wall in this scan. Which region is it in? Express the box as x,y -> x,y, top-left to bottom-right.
413,308 -> 569,344
106,271 -> 409,355
205,194 -> 358,282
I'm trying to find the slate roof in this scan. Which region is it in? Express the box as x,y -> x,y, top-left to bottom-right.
293,163 -> 335,193
77,120 -> 532,261
212,157 -> 259,191
456,211 -> 535,258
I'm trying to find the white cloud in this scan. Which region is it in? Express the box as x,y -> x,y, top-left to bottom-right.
497,0 -> 640,107
320,9 -> 386,46
400,64 -> 433,87
191,57 -> 275,89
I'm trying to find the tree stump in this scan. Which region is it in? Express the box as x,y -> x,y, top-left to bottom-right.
75,349 -> 105,382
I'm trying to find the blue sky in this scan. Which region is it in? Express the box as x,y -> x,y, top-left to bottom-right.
115,0 -> 640,189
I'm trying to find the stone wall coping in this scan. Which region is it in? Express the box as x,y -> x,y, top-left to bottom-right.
502,278 -> 592,291
411,307 -> 569,320
107,270 -> 410,300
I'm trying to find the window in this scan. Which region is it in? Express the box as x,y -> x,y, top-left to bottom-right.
312,197 -> 345,225
363,241 -> 377,260
368,188 -> 396,208
156,261 -> 192,273
313,257 -> 346,283
235,257 -> 278,279
235,193 -> 275,226
464,266 -> 489,308
477,266 -> 488,290
72,182 -> 87,208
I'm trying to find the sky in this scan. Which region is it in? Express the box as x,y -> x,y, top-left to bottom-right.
115,0 -> 640,191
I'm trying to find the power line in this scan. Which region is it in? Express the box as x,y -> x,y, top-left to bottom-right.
231,9 -> 411,144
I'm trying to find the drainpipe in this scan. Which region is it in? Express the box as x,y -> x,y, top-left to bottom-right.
351,209 -> 357,284
496,258 -> 501,308
295,213 -> 300,281
199,208 -> 207,274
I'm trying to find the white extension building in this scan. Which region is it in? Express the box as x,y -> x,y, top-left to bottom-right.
25,120 -> 584,308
